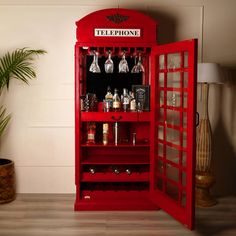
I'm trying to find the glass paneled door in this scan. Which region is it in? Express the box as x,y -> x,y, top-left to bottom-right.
150,39 -> 197,230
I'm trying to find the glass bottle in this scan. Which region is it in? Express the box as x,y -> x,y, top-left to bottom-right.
122,88 -> 130,112
114,122 -> 120,145
103,123 -> 109,145
104,86 -> 113,112
129,91 -> 136,112
112,88 -> 121,111
86,122 -> 96,144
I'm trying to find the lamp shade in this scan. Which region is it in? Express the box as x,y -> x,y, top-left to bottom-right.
197,63 -> 223,84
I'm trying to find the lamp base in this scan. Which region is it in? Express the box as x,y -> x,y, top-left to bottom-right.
195,173 -> 217,207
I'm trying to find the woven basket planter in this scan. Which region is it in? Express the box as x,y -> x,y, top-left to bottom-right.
0,158 -> 16,203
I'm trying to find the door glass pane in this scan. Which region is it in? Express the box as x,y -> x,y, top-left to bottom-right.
166,128 -> 180,145
167,110 -> 180,126
159,54 -> 165,69
157,160 -> 164,174
182,151 -> 187,167
166,182 -> 179,201
181,192 -> 187,207
157,178 -> 163,191
184,72 -> 188,88
167,72 -> 181,88
159,73 -> 164,87
183,112 -> 187,128
158,143 -> 164,157
167,164 -> 179,182
184,52 -> 188,68
158,126 -> 164,140
167,53 -> 181,69
184,92 -> 188,108
166,146 -> 179,163
159,91 -> 164,107
158,108 -> 164,122
167,91 -> 181,107
182,132 -> 187,148
182,171 -> 186,186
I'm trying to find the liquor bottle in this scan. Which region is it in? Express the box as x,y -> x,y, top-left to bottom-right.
86,122 -> 96,144
104,86 -> 113,112
103,123 -> 109,145
112,88 -> 121,111
114,122 -> 120,145
129,91 -> 136,112
122,88 -> 130,112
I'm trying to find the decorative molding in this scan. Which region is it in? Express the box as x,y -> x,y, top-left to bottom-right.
106,13 -> 129,24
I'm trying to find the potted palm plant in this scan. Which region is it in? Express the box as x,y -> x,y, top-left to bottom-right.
0,48 -> 46,203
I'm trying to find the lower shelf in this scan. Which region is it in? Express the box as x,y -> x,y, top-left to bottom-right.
81,172 -> 149,182
75,190 -> 158,210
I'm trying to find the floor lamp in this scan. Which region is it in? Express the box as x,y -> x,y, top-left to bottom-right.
196,63 -> 223,207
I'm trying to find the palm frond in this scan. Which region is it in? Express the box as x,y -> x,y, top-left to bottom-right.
0,106 -> 11,137
0,47 -> 46,137
0,48 -> 47,91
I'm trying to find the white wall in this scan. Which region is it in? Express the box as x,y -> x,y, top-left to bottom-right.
0,0 -> 235,195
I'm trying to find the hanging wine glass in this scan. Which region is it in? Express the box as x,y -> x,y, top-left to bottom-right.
131,54 -> 144,73
89,51 -> 101,73
119,51 -> 129,73
131,56 -> 138,73
104,51 -> 114,73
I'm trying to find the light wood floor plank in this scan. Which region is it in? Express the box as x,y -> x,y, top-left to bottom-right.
0,194 -> 236,236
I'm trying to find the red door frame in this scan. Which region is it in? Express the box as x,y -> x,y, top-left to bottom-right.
150,39 -> 197,230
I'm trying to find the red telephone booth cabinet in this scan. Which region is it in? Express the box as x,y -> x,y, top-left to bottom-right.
75,8 -> 197,230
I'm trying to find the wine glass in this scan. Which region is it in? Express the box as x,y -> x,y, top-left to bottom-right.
131,54 -> 144,73
104,51 -> 114,73
119,52 -> 129,73
89,51 -> 101,73
131,56 -> 138,73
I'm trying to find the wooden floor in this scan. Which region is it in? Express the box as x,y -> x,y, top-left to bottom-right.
0,194 -> 236,236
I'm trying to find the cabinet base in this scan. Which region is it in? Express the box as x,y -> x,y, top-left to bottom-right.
75,186 -> 158,210
74,200 -> 158,211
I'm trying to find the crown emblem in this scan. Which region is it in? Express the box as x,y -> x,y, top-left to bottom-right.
106,13 -> 129,24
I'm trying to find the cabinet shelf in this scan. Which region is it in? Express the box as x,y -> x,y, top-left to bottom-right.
82,155 -> 149,165
81,172 -> 149,182
81,143 -> 150,148
81,190 -> 149,200
81,112 -> 137,122
81,112 -> 150,122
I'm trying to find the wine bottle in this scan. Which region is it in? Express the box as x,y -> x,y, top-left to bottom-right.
129,91 -> 136,112
103,123 -> 109,145
104,86 -> 113,112
122,88 -> 130,112
112,88 -> 121,111
114,122 -> 120,145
